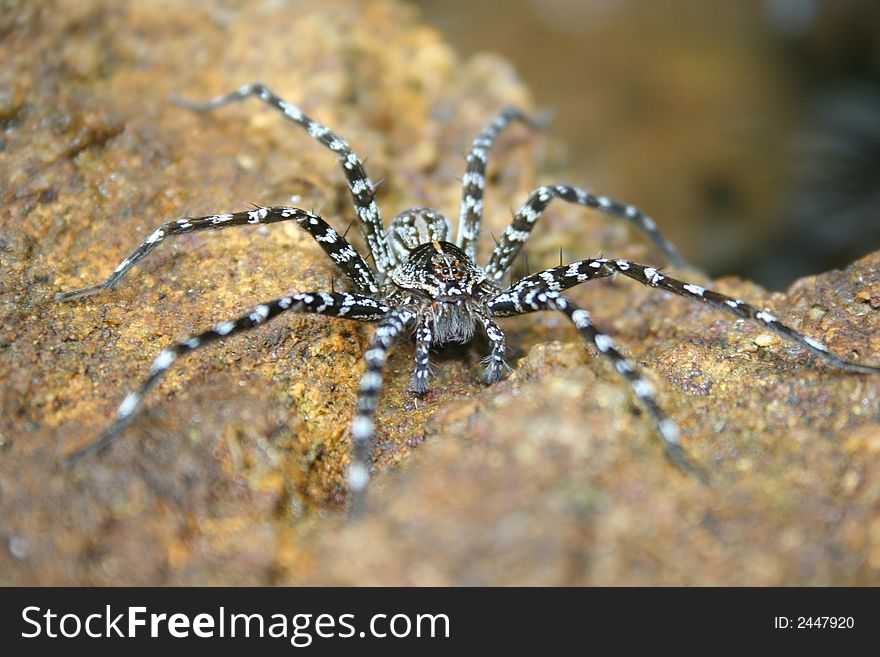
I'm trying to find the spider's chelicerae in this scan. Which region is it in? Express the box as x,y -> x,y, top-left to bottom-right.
61,83 -> 880,510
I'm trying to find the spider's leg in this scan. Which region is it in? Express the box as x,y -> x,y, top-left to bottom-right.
601,258 -> 880,375
457,107 -> 543,262
57,207 -> 379,301
63,292 -> 388,466
504,257 -> 616,295
483,184 -> 686,284
411,318 -> 433,395
478,314 -> 508,384
349,308 -> 418,513
487,288 -> 703,478
173,83 -> 396,275
512,255 -> 880,375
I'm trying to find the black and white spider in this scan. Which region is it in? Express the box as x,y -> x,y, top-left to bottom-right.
60,83 -> 880,511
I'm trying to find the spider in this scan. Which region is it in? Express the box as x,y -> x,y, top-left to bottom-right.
60,83 -> 880,511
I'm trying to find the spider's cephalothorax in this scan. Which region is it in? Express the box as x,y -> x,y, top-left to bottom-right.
389,222 -> 495,349
58,82 -> 880,512
393,239 -> 484,303
393,240 -> 485,341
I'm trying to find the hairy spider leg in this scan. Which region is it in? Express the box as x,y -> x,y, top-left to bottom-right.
484,184 -> 687,284
57,207 -> 380,301
407,312 -> 507,393
477,313 -> 508,384
511,257 -> 880,375
487,288 -> 705,480
457,106 -> 543,262
349,308 -> 418,513
63,292 -> 389,466
411,319 -> 433,394
173,83 -> 396,276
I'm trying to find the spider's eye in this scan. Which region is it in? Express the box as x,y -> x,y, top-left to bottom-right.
431,254 -> 467,283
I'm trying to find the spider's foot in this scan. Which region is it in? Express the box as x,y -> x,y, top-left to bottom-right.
347,462 -> 370,518
348,495 -> 367,518
837,360 -> 880,376
481,357 -> 511,385
410,370 -> 430,395
530,106 -> 556,130
482,365 -> 503,385
666,443 -> 710,486
170,83 -> 264,113
169,95 -> 214,113
63,429 -> 115,467
56,283 -> 107,302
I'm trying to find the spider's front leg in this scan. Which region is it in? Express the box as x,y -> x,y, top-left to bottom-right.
410,319 -> 433,395
349,308 -> 418,513
172,83 -> 396,275
64,292 -> 388,466
408,313 -> 506,395
487,287 -> 705,480
57,207 -> 380,301
479,314 -> 508,384
484,184 -> 687,284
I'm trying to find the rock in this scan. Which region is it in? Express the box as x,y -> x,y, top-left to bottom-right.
310,251 -> 880,585
2,0 -> 878,585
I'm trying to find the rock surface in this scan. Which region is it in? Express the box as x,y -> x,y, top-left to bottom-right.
2,0 -> 879,585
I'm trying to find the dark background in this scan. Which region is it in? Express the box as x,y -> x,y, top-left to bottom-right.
415,0 -> 880,288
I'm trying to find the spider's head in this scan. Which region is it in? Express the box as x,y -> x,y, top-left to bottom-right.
392,239 -> 483,300
390,239 -> 487,344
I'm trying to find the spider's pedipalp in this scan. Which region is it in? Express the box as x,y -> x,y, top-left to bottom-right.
173,83 -> 396,275
350,308 -> 418,513
63,292 -> 388,466
457,106 -> 541,262
57,206 -> 380,301
484,184 -> 686,283
487,288 -> 705,480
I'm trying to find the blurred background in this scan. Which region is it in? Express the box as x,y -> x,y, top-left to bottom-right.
414,0 -> 880,289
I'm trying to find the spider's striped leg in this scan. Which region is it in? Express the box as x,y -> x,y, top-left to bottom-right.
478,314 -> 508,384
511,255 -> 880,375
487,287 -> 705,480
505,256 -> 613,294
349,308 -> 418,513
57,207 -> 379,301
600,258 -> 880,375
173,83 -> 396,275
457,106 -> 543,261
63,292 -> 388,466
483,184 -> 686,284
411,318 -> 433,395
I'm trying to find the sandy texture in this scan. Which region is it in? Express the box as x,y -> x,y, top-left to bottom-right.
2,0 -> 879,585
